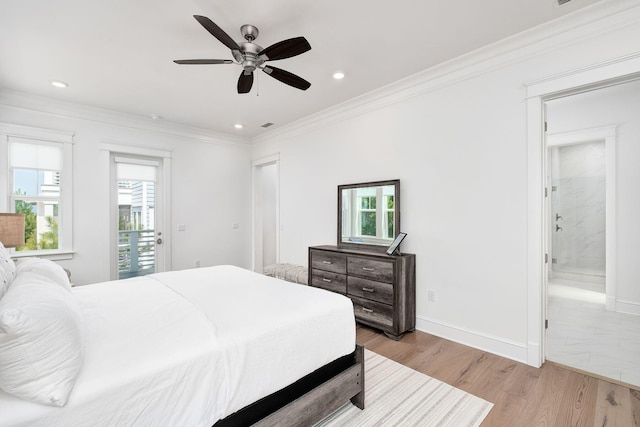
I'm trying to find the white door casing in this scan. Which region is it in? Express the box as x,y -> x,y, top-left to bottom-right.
525,53 -> 640,367
101,143 -> 172,280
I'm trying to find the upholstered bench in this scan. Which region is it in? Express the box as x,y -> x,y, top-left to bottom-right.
263,263 -> 308,285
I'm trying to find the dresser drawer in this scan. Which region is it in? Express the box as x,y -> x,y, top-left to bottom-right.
348,276 -> 393,305
347,257 -> 394,283
309,245 -> 415,340
310,250 -> 347,274
350,296 -> 393,328
311,269 -> 347,294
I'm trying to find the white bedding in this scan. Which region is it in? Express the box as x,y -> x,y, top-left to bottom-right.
0,265 -> 356,427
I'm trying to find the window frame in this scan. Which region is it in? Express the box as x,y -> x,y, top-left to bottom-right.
0,123 -> 74,260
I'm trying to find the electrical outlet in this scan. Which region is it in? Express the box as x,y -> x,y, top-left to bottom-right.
427,290 -> 436,302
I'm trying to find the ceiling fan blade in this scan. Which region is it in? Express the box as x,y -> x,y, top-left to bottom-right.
259,37 -> 311,61
173,59 -> 233,65
237,71 -> 254,94
263,66 -> 310,90
193,15 -> 242,54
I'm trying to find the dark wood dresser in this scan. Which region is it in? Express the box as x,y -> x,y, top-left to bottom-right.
308,245 -> 415,340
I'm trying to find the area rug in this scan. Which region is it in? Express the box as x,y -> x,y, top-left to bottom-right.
316,350 -> 493,427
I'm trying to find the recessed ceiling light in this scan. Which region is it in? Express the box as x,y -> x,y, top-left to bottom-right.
234,124 -> 243,129
50,80 -> 69,88
333,72 -> 345,80
150,115 -> 162,120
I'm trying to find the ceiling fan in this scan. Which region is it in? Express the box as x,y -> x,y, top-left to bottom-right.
174,15 -> 312,94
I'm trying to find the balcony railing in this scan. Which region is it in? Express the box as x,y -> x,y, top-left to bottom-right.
118,229 -> 155,279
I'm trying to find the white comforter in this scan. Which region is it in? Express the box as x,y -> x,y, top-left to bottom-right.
0,265 -> 356,427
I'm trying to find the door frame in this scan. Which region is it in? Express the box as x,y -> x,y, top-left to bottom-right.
525,53 -> 640,367
251,154 -> 280,272
546,126 -> 617,311
100,143 -> 172,280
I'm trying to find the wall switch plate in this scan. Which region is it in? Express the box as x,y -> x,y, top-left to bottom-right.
177,224 -> 186,231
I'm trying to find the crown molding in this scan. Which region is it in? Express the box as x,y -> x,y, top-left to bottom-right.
251,0 -> 640,145
0,89 -> 252,149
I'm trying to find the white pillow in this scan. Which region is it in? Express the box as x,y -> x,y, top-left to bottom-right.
0,271 -> 84,406
15,258 -> 71,291
0,268 -> 10,299
0,242 -> 17,297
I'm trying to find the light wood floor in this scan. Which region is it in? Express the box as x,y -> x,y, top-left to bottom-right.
357,326 -> 640,427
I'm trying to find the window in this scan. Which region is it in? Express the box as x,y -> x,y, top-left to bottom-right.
359,195 -> 377,236
0,124 -> 73,258
349,186 -> 395,242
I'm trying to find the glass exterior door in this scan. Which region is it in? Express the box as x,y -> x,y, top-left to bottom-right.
113,156 -> 162,280
117,179 -> 156,279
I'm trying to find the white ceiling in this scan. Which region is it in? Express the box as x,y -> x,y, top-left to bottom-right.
0,0 -> 603,138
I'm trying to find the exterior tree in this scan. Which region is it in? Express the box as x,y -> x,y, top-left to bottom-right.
39,216 -> 58,249
14,191 -> 59,250
14,193 -> 37,251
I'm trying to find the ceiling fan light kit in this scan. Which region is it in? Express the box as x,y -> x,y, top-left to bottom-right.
174,15 -> 311,94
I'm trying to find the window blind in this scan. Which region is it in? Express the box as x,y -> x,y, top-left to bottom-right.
114,157 -> 158,182
8,138 -> 62,170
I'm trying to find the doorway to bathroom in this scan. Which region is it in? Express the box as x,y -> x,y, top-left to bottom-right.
544,79 -> 640,388
549,139 -> 606,283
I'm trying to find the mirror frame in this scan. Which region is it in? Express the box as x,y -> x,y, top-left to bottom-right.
337,179 -> 400,252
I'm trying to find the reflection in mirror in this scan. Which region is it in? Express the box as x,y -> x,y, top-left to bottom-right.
338,180 -> 400,249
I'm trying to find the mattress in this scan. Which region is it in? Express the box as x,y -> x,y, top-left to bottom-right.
0,265 -> 356,427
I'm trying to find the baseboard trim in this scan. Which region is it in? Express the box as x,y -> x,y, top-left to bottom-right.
415,316 -> 530,366
616,299 -> 640,316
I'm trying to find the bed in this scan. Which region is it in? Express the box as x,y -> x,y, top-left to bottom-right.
0,255 -> 364,427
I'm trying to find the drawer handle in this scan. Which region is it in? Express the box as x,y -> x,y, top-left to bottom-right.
362,267 -> 375,272
362,287 -> 375,293
362,307 -> 374,313
322,278 -> 332,283
322,261 -> 333,265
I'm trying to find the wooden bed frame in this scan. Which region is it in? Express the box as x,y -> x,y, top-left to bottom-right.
213,344 -> 365,426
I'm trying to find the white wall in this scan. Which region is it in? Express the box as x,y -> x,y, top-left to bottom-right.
547,80 -> 640,314
251,4 -> 640,362
0,96 -> 252,285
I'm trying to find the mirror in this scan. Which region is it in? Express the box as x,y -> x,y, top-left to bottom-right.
338,179 -> 400,250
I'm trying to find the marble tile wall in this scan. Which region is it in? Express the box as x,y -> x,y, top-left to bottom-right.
551,141 -> 606,277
